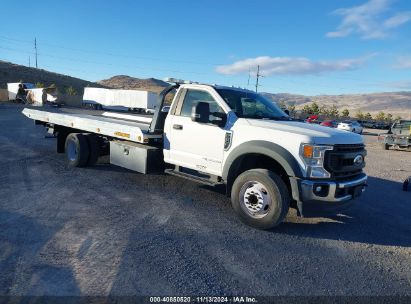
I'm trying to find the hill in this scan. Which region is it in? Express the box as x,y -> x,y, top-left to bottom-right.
97,75 -> 168,93
263,91 -> 411,117
0,60 -> 103,95
1,60 -> 409,117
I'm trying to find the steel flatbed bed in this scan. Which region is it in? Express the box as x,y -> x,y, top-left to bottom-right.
22,106 -> 162,144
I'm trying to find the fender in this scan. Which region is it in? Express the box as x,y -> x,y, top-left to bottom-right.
222,140 -> 304,182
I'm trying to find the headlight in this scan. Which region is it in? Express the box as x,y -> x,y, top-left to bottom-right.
300,144 -> 333,178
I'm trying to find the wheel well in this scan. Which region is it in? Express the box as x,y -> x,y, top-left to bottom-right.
226,153 -> 292,196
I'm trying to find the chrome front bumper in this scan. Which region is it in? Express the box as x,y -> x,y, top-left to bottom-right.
300,174 -> 368,203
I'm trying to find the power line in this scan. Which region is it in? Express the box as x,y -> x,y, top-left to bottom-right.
255,65 -> 262,93
0,34 -> 224,66
34,38 -> 38,68
0,45 -> 215,76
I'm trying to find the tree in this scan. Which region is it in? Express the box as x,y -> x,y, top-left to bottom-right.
35,82 -> 44,88
319,104 -> 330,116
311,102 -> 320,115
355,110 -> 364,120
341,108 -> 350,117
394,115 -> 402,121
364,112 -> 373,121
302,104 -> 313,114
386,113 -> 393,122
287,104 -> 296,117
278,100 -> 287,111
375,111 -> 386,121
65,86 -> 77,96
329,105 -> 339,118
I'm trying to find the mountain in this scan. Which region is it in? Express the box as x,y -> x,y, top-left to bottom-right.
0,60 -> 103,95
1,60 -> 409,117
98,75 -> 169,93
262,91 -> 411,117
97,76 -> 410,117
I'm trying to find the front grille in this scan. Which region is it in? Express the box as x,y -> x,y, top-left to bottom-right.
325,144 -> 366,179
333,144 -> 365,152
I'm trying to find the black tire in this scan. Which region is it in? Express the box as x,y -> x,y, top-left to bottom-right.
231,169 -> 290,229
65,133 -> 90,167
85,134 -> 100,166
382,143 -> 389,150
57,130 -> 69,153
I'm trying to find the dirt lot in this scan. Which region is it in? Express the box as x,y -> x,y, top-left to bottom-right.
0,103 -> 410,296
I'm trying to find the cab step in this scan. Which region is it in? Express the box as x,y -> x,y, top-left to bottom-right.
165,167 -> 222,186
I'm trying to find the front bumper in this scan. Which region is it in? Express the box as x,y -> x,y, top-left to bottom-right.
291,173 -> 367,216
300,174 -> 367,203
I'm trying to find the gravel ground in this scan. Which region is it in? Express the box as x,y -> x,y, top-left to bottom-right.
0,103 -> 410,296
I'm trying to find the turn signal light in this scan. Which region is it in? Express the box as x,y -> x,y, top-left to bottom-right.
303,145 -> 313,158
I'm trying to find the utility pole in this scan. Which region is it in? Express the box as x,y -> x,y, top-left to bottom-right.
28,56 -> 30,68
34,38 -> 38,68
255,65 -> 261,93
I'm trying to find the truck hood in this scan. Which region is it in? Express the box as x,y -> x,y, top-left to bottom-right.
246,119 -> 363,145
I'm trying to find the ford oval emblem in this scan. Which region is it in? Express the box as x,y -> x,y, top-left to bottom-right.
353,155 -> 364,166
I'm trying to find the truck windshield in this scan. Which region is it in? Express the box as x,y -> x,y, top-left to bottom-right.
216,88 -> 288,120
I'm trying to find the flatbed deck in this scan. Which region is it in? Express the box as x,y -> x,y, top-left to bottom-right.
22,106 -> 162,143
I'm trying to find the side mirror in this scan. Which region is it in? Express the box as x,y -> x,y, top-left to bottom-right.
191,102 -> 210,123
210,111 -> 227,127
161,106 -> 170,113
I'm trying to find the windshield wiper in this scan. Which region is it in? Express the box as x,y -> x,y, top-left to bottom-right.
244,115 -> 291,120
266,116 -> 291,121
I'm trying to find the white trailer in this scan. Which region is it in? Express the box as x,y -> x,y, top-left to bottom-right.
83,87 -> 158,111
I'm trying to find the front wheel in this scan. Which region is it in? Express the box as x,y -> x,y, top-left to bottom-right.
231,169 -> 290,229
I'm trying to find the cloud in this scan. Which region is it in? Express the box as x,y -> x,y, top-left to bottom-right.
326,0 -> 411,39
384,11 -> 411,28
393,56 -> 411,69
216,56 -> 367,76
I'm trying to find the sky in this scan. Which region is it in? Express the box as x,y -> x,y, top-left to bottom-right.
0,0 -> 410,95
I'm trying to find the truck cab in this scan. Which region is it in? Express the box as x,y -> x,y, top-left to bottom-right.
162,82 -> 367,228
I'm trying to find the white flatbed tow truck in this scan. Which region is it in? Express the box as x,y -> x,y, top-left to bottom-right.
23,79 -> 368,229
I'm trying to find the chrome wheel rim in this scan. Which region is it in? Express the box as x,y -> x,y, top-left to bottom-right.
239,181 -> 271,219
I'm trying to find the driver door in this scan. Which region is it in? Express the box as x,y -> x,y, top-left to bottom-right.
166,89 -> 227,176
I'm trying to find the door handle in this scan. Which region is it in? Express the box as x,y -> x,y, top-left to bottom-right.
173,124 -> 183,130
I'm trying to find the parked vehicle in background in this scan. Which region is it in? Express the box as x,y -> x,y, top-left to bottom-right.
374,121 -> 390,130
320,120 -> 338,128
378,120 -> 411,150
305,115 -> 321,124
362,121 -> 376,128
337,121 -> 363,134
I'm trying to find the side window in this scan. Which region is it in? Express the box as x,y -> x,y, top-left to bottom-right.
179,89 -> 224,120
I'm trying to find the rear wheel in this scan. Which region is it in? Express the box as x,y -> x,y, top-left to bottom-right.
231,169 -> 290,229
65,133 -> 90,167
85,134 -> 100,166
382,143 -> 389,150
